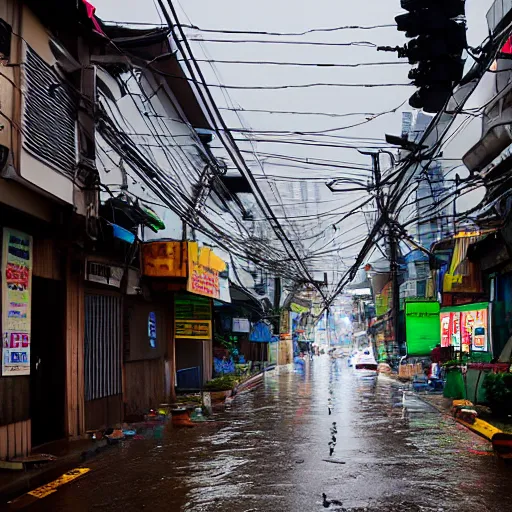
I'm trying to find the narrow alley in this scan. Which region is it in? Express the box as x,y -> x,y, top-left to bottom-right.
3,1 -> 512,511
7,357 -> 510,512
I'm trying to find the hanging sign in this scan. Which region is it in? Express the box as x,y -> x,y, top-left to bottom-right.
187,242 -> 226,300
2,228 -> 32,376
86,261 -> 123,288
174,293 -> 212,339
141,241 -> 187,278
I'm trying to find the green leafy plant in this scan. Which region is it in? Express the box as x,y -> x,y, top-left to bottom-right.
483,372 -> 512,416
215,334 -> 239,358
204,375 -> 240,391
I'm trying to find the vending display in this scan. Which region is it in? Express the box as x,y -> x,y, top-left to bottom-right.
439,303 -> 488,354
441,313 -> 450,348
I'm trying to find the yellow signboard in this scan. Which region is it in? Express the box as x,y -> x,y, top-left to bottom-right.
142,241 -> 187,278
187,242 -> 226,299
175,320 -> 212,339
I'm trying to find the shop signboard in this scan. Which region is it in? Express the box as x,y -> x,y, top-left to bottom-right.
141,241 -> 187,278
375,282 -> 392,317
290,302 -> 309,314
174,321 -> 211,339
187,242 -> 226,300
280,309 -> 291,335
440,302 -> 489,353
148,312 -> 157,349
405,300 -> 441,357
2,228 -> 32,376
174,293 -> 212,340
86,261 -> 123,288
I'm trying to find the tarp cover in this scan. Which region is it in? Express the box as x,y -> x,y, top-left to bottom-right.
249,321 -> 272,343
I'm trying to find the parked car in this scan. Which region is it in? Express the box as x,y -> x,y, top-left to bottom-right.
353,349 -> 378,379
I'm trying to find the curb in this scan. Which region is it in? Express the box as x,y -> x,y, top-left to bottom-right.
412,394 -> 508,454
412,393 -> 449,415
455,417 -> 501,442
0,441 -> 115,504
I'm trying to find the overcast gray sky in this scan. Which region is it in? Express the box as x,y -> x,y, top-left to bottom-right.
94,1 -> 494,156
94,0 -> 497,282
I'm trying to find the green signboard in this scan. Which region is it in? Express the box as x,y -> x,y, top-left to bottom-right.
405,300 -> 441,356
174,293 -> 211,320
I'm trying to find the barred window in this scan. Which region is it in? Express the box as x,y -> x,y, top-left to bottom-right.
22,46 -> 77,177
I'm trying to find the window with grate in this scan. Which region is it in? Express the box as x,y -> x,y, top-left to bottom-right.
84,294 -> 122,401
0,19 -> 11,62
22,46 -> 77,178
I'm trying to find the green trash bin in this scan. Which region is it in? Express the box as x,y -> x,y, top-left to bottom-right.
465,368 -> 489,404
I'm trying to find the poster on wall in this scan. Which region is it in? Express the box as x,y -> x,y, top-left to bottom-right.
452,312 -> 461,349
462,308 -> 488,352
232,318 -> 250,333
2,228 -> 32,376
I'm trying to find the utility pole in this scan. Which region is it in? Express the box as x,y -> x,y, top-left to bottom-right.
452,173 -> 460,237
389,228 -> 400,357
326,148 -> 401,359
360,150 -> 400,361
326,307 -> 331,348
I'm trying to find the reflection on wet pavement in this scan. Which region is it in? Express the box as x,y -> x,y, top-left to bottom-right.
15,356 -> 512,511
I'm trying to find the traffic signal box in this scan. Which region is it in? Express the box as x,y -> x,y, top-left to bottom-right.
395,0 -> 467,113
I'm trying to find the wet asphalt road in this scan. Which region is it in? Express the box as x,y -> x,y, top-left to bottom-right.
8,356 -> 512,511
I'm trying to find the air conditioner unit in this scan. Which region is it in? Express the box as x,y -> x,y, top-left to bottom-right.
463,81 -> 512,174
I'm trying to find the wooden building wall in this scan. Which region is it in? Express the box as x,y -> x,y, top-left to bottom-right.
0,378 -> 30,430
0,223 -> 30,458
65,254 -> 85,439
0,420 -> 31,460
124,359 -> 165,419
84,394 -> 123,432
0,235 -> 63,459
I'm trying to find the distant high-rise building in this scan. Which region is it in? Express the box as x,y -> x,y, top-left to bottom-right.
401,112 -> 450,249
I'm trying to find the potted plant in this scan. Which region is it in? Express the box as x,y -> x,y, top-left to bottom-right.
483,372 -> 512,417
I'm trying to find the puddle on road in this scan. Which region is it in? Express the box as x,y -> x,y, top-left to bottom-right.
157,358 -> 511,511
23,356 -> 512,512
